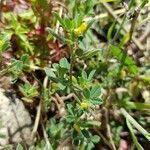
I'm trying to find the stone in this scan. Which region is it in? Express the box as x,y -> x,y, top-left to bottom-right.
0,89 -> 32,148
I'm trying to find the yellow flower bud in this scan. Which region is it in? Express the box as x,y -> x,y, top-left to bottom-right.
80,102 -> 88,109
74,22 -> 87,36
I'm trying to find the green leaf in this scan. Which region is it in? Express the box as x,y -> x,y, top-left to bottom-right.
87,142 -> 95,150
66,115 -> 75,123
47,28 -> 66,43
16,144 -> 24,150
21,54 -> 30,71
58,67 -> 68,78
121,108 -> 150,141
83,88 -> 90,99
81,120 -> 101,128
10,60 -> 23,76
126,120 -> 144,150
59,58 -> 70,69
82,70 -> 88,79
140,0 -> 148,8
90,98 -> 103,105
58,83 -> 66,90
67,104 -> 74,116
120,100 -> 150,110
0,34 -> 10,52
19,34 -> 33,52
64,18 -> 74,30
0,42 -> 10,52
128,0 -> 136,8
88,70 -> 96,81
107,22 -> 116,41
0,133 -> 6,138
119,32 -> 130,47
84,20 -> 95,34
91,135 -> 100,143
82,49 -> 100,58
44,67 -> 56,78
90,85 -> 101,98
47,28 -> 73,45
21,54 -> 30,64
19,83 -> 38,99
110,45 -> 138,74
84,0 -> 93,14
19,10 -> 35,20
53,12 -> 66,28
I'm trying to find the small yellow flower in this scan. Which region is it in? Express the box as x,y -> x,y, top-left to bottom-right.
74,22 -> 87,36
73,124 -> 81,133
80,102 -> 88,109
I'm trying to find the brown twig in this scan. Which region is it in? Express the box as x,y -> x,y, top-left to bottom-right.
61,93 -> 75,101
104,107 -> 117,150
41,122 -> 52,149
31,99 -> 42,141
84,8 -> 126,22
31,76 -> 49,141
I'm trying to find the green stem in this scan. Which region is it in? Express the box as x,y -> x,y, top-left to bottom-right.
112,14 -> 126,43
126,119 -> 144,150
121,101 -> 150,110
69,52 -> 74,86
121,108 -> 150,141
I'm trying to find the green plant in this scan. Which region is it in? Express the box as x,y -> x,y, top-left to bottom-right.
0,0 -> 149,149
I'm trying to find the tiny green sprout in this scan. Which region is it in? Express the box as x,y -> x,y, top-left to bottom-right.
19,83 -> 38,102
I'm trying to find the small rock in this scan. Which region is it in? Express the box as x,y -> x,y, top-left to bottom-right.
0,89 -> 33,147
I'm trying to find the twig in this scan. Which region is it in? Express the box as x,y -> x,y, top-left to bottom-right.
84,8 -> 126,22
31,99 -> 42,141
104,107 -> 117,150
57,137 -> 71,149
61,93 -> 75,101
31,76 -> 49,141
41,123 -> 53,150
52,93 -> 67,117
94,129 -> 112,149
51,97 -> 60,109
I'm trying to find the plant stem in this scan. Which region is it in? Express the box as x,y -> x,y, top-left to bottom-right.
104,108 -> 117,150
112,14 -> 126,43
121,101 -> 150,110
69,53 -> 74,86
69,43 -> 77,87
121,108 -> 150,141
